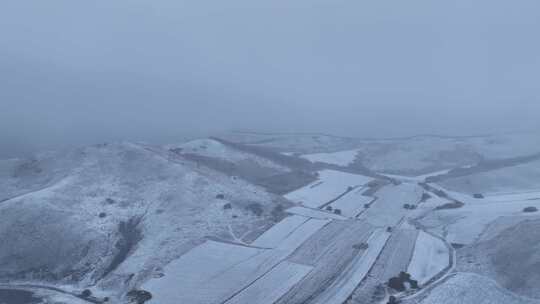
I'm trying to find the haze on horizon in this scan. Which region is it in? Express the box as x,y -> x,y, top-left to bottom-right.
1,0 -> 540,158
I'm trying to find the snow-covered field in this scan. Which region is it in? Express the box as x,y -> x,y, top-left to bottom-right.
300,150 -> 359,166
225,261 -> 313,304
419,188 -> 540,244
407,231 -> 450,285
144,217 -> 329,304
286,206 -> 348,220
142,241 -> 264,304
285,170 -> 373,208
327,187 -> 375,217
251,215 -> 309,248
5,132 -> 540,303
358,183 -> 422,227
311,229 -> 390,304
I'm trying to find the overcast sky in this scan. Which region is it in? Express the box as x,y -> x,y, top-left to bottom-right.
1,0 -> 540,157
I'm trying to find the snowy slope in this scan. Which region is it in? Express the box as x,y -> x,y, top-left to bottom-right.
301,150 -> 359,166
415,273 -> 538,304
0,142 -> 288,299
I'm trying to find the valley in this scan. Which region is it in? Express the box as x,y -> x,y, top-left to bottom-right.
1,133 -> 540,303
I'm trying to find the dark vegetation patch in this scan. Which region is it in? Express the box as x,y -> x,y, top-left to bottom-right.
126,289 -> 152,304
254,171 -> 318,195
245,203 -> 264,216
426,152 -> 540,183
0,289 -> 41,304
270,204 -> 286,221
420,192 -> 432,203
435,200 -> 465,210
387,271 -> 419,292
523,206 -> 538,213
101,217 -> 143,279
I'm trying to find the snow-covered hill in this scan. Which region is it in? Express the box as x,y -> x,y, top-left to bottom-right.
0,142 -> 289,301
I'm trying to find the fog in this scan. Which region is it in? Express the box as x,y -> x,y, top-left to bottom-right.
1,0 -> 539,158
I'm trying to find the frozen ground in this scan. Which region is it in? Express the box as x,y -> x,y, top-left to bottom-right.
310,229 -> 390,304
4,132 -> 540,303
358,183 -> 423,227
407,231 -> 450,285
410,273 -> 540,304
251,215 -> 309,248
285,206 -> 348,220
348,226 -> 419,304
220,132 -> 540,176
173,138 -> 290,172
285,170 -> 373,208
278,220 -> 374,304
225,261 -> 313,304
327,187 -> 376,218
419,189 -> 540,244
144,218 -> 329,304
457,218 -> 540,299
0,142 -> 288,300
438,159 -> 540,195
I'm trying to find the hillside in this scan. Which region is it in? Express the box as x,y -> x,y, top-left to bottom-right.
0,142 -> 289,300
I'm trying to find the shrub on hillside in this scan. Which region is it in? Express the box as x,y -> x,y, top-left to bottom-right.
246,203 -> 264,216
126,290 -> 152,304
435,200 -> 464,210
523,206 -> 538,213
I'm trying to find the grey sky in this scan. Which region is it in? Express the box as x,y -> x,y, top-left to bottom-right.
1,0 -> 540,157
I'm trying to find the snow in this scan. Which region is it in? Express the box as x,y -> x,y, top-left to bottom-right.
417,273 -> 537,304
225,261 -> 313,304
327,187 -> 375,217
301,149 -> 359,166
251,215 -> 309,248
175,138 -> 290,172
311,229 -> 390,304
143,241 -> 264,304
285,170 -> 374,208
144,218 -> 329,304
358,183 -> 423,227
274,218 -> 330,251
419,187 -> 540,244
286,206 -> 348,220
407,231 -> 450,285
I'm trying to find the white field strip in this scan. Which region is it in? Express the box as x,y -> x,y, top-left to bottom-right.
300,150 -> 359,166
286,206 -> 347,220
276,218 -> 331,251
311,229 -> 391,304
484,191 -> 540,202
407,231 -> 449,285
143,241 -> 264,304
252,215 -> 309,248
381,168 -> 454,183
328,188 -> 375,217
285,170 -> 374,208
145,218 -> 329,304
225,261 -> 313,304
